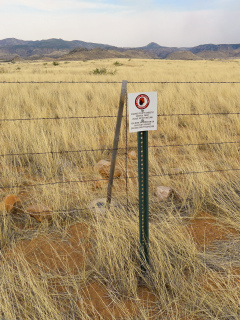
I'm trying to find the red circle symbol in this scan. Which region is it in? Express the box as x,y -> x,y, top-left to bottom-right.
135,94 -> 150,109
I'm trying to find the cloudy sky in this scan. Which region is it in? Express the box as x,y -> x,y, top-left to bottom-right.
0,0 -> 239,47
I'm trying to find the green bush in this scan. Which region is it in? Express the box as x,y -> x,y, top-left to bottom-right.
93,68 -> 107,75
113,61 -> 123,66
53,61 -> 59,66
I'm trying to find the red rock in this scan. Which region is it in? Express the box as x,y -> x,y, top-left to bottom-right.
0,194 -> 23,214
26,204 -> 52,222
96,160 -> 121,178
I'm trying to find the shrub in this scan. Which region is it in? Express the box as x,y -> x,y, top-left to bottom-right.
92,67 -> 116,75
53,61 -> 59,66
113,61 -> 123,66
93,68 -> 107,75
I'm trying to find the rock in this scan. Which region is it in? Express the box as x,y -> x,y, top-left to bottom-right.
128,150 -> 137,160
96,159 -> 110,169
89,198 -> 118,215
154,186 -> 173,201
0,194 -> 23,214
26,204 -> 52,222
96,160 -> 122,178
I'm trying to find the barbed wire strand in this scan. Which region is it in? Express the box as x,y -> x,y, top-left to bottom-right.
0,177 -> 109,190
1,167 -> 240,190
148,167 -> 240,178
157,112 -> 240,117
148,140 -> 240,150
0,112 -> 239,123
0,81 -> 122,84
1,81 -> 240,84
129,81 -> 240,84
0,140 -> 239,158
0,147 -> 126,158
0,115 -> 118,122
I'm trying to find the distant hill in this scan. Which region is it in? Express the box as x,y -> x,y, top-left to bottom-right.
0,38 -> 240,61
59,47 -> 155,61
166,51 -> 203,60
190,44 -> 240,59
0,38 -> 118,61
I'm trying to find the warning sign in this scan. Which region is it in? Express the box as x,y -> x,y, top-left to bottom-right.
135,94 -> 150,109
128,91 -> 157,133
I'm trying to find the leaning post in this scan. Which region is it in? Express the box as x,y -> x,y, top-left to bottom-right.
106,80 -> 127,208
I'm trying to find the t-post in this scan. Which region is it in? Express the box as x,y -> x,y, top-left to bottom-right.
138,130 -> 149,271
128,91 -> 157,273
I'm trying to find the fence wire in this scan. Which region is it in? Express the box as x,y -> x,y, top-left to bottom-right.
0,112 -> 239,123
1,81 -> 240,84
1,80 -> 240,218
2,167 -> 240,191
0,140 -> 239,158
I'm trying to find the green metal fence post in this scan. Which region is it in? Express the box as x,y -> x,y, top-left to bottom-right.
138,130 -> 149,271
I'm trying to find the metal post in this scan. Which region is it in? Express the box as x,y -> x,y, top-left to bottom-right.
106,80 -> 127,208
138,130 -> 149,271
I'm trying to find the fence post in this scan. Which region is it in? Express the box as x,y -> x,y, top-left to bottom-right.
106,80 -> 127,208
138,130 -> 149,271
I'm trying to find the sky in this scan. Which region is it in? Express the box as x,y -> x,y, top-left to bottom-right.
0,0 -> 240,47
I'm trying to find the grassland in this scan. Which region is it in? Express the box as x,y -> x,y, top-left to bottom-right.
0,58 -> 240,319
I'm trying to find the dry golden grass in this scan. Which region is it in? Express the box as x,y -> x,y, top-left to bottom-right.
0,58 -> 240,319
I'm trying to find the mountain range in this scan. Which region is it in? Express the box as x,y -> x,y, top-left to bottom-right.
1,38 -> 240,61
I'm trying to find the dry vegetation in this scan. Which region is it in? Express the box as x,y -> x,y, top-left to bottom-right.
0,58 -> 240,319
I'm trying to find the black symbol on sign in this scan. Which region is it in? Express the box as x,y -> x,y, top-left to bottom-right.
139,98 -> 145,105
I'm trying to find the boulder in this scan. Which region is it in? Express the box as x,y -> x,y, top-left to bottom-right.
128,150 -> 137,160
96,160 -> 122,178
0,194 -> 23,214
154,186 -> 173,201
26,204 -> 52,222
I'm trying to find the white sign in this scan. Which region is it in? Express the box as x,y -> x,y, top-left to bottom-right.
128,91 -> 157,133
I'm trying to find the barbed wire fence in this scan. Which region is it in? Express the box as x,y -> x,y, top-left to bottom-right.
1,80 -> 240,217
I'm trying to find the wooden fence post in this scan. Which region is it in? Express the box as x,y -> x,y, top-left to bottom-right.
106,80 -> 127,208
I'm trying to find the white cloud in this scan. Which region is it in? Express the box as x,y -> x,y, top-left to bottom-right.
0,3 -> 240,47
0,0 -> 126,12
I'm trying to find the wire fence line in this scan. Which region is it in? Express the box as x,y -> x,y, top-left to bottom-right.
0,140 -> 239,158
0,115 -> 118,122
1,81 -> 240,84
2,167 -> 240,191
1,112 -> 240,123
1,80 -> 240,217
